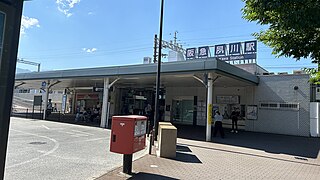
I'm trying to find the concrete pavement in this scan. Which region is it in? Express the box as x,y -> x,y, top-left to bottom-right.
5,117 -> 147,180
98,127 -> 320,180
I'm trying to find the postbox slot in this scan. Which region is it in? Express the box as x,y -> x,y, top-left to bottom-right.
112,134 -> 116,142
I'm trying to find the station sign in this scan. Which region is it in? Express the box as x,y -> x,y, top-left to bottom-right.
214,44 -> 226,56
186,40 -> 257,62
41,81 -> 46,89
198,46 -> 209,58
186,48 -> 196,59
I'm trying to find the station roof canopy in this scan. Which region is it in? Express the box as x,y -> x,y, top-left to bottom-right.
15,58 -> 259,90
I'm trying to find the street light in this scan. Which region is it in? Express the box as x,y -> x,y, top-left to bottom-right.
149,0 -> 165,154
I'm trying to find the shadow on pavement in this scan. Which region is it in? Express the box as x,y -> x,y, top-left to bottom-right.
129,172 -> 179,180
168,152 -> 202,163
175,124 -> 320,159
176,145 -> 192,153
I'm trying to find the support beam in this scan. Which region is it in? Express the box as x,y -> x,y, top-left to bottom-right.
206,73 -> 213,141
14,82 -> 25,89
100,77 -> 120,128
193,75 -> 207,87
101,78 -> 109,128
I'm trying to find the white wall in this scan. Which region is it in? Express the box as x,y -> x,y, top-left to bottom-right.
252,74 -> 310,136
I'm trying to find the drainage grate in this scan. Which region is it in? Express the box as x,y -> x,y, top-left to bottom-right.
29,142 -> 47,145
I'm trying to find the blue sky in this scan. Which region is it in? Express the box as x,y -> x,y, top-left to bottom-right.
17,0 -> 316,73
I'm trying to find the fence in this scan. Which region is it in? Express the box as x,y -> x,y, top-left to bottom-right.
11,107 -> 63,121
10,108 -> 100,127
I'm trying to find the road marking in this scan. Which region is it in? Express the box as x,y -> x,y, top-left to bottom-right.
59,130 -> 93,137
61,138 -> 105,144
42,125 -> 50,130
65,132 -> 76,135
71,134 -> 89,137
6,129 -> 60,169
71,130 -> 94,136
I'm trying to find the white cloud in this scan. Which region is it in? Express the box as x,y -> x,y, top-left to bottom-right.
88,12 -> 94,15
82,48 -> 97,53
21,15 -> 40,34
56,0 -> 81,17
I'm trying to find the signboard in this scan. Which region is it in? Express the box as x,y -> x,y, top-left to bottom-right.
216,95 -> 240,104
61,94 -> 67,113
186,48 -> 196,59
76,93 -> 99,100
134,120 -> 146,137
0,12 -> 5,61
41,81 -> 46,89
198,46 -> 209,58
216,54 -> 256,61
247,105 -> 257,120
208,104 -> 212,125
33,95 -> 42,106
244,40 -> 257,53
229,42 -> 241,55
214,44 -> 226,56
186,40 -> 257,63
93,87 -> 103,92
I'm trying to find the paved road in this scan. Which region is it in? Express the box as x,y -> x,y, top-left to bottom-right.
5,117 -> 147,180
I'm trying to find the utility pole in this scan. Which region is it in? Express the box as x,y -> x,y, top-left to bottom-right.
0,0 -> 24,179
173,31 -> 178,45
153,34 -> 158,63
154,0 -> 164,140
156,37 -> 185,54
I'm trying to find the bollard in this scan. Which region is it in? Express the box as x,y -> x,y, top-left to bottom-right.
123,154 -> 133,174
26,109 -> 28,118
149,129 -> 154,155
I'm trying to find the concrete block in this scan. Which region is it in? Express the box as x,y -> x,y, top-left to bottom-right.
158,125 -> 177,158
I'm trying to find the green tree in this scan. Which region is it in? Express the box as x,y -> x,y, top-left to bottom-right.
242,0 -> 320,82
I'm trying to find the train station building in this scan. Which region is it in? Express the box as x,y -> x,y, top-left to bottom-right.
14,57 -> 314,138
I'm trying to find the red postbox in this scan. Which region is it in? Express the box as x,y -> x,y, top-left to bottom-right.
110,115 -> 147,154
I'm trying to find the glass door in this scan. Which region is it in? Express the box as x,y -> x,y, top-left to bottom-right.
172,99 -> 193,125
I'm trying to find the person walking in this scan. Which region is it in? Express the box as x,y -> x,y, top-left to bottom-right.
46,99 -> 53,117
144,103 -> 152,135
213,111 -> 225,138
231,109 -> 238,133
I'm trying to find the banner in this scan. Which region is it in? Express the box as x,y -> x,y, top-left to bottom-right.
208,104 -> 212,125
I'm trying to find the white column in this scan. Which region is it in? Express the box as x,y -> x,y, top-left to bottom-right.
43,83 -> 49,120
206,73 -> 213,141
71,88 -> 76,114
100,78 -> 109,128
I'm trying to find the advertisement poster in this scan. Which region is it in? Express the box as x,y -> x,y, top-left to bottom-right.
247,105 -> 257,120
